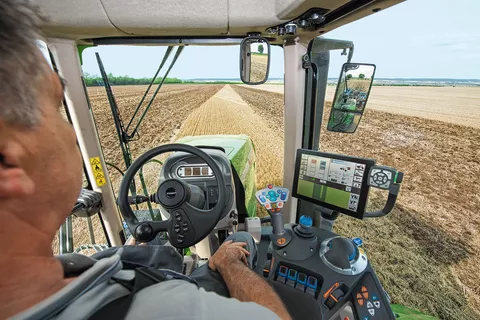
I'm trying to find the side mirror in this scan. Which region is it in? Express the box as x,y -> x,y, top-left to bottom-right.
239,36 -> 270,85
327,63 -> 376,133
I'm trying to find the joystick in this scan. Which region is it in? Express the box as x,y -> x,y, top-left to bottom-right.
255,185 -> 292,248
294,215 -> 315,238
319,236 -> 367,275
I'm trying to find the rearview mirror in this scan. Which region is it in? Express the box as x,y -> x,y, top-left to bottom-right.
240,37 -> 270,85
327,63 -> 376,133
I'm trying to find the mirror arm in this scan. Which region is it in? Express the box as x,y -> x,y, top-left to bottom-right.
310,38 -> 354,62
346,45 -> 354,63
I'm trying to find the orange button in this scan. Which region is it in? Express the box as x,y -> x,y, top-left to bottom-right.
363,292 -> 369,299
361,286 -> 368,293
344,317 -> 351,320
277,238 -> 286,245
356,293 -> 362,299
357,299 -> 364,306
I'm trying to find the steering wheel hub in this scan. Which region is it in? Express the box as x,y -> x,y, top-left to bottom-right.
157,179 -> 188,208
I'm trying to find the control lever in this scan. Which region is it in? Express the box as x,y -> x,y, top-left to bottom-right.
72,189 -> 103,218
255,185 -> 292,249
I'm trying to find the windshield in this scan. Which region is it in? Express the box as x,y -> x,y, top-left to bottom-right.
82,45 -> 284,216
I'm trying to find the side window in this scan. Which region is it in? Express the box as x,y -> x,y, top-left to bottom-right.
39,40 -> 108,254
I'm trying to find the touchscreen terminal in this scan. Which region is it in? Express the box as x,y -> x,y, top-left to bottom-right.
292,149 -> 375,219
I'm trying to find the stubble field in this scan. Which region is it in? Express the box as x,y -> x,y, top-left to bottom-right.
71,83 -> 479,320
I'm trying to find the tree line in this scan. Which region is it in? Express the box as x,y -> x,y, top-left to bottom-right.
83,72 -> 194,86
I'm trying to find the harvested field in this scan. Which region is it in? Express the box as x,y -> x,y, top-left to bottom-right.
176,85 -> 284,190
346,78 -> 372,91
67,83 -> 479,319
250,54 -> 269,83
246,84 -> 480,128
232,85 -> 480,320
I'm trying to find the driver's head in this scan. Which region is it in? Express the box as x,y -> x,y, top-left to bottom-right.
0,0 -> 82,240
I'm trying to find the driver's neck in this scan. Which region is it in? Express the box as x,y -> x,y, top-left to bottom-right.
0,208 -> 68,319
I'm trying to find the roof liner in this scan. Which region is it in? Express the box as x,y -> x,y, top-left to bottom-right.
37,0 -> 405,45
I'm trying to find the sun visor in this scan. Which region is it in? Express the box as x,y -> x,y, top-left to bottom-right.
101,0 -> 228,36
37,0 -> 127,39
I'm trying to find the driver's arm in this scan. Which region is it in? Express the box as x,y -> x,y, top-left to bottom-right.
209,241 -> 291,320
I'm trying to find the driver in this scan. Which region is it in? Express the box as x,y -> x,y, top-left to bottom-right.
0,1 -> 291,319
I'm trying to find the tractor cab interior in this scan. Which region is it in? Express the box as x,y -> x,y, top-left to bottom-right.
34,0 -> 426,319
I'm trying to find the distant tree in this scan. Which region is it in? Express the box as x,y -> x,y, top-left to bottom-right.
258,44 -> 264,54
359,73 -> 365,79
346,74 -> 353,80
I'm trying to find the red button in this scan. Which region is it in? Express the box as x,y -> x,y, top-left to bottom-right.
268,184 -> 273,189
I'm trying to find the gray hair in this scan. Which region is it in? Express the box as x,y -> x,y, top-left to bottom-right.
0,0 -> 48,127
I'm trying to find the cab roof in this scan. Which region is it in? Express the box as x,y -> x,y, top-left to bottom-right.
36,0 -> 404,45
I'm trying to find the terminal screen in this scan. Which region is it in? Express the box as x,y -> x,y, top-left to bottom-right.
293,150 -> 375,218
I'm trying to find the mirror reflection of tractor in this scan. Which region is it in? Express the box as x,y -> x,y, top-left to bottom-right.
36,1 -> 437,319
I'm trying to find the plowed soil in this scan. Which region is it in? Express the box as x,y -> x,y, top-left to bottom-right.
245,84 -> 480,129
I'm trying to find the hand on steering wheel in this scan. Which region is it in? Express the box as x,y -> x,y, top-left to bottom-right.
118,144 -> 227,248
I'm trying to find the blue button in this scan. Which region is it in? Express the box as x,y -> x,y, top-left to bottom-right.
259,196 -> 266,203
299,215 -> 313,228
353,237 -> 363,247
297,273 -> 307,285
363,317 -> 369,320
268,191 -> 277,197
262,192 -> 266,196
307,276 -> 317,290
372,295 -> 378,301
281,192 -> 287,200
270,196 -> 278,202
287,269 -> 297,281
278,266 -> 288,277
277,189 -> 282,194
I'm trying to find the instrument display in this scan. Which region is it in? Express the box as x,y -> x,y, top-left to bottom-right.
293,149 -> 375,219
177,165 -> 213,178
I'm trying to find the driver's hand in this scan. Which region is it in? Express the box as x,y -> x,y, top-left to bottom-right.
209,240 -> 250,273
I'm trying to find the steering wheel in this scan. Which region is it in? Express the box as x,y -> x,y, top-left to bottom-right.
118,144 -> 227,248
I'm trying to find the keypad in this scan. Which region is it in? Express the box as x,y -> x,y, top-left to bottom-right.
275,265 -> 319,298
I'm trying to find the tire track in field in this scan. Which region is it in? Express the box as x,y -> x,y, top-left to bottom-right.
177,85 -> 284,189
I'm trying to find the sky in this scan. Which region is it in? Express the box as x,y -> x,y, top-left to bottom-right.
81,0 -> 480,80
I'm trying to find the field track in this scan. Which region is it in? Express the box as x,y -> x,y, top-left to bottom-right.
176,85 -> 284,189
243,84 -> 480,128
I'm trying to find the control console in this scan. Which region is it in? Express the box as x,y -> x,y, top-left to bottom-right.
256,219 -> 395,320
253,183 -> 396,320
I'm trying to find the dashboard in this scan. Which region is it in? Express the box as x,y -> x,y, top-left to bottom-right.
160,148 -> 235,219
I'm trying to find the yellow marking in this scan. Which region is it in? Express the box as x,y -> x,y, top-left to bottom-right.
89,157 -> 106,186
